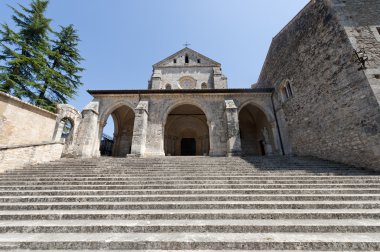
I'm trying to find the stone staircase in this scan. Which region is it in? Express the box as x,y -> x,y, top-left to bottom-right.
0,156 -> 379,251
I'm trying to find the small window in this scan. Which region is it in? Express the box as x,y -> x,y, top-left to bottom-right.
197,59 -> 201,63
60,118 -> 73,139
185,55 -> 189,63
173,59 -> 177,64
280,81 -> 294,102
377,27 -> 380,35
201,83 -> 207,89
165,84 -> 172,90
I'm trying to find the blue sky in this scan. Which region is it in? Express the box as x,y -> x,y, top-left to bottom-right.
1,0 -> 309,134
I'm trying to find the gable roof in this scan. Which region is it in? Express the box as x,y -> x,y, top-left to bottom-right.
153,47 -> 221,67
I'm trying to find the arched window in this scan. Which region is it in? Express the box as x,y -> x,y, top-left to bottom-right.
185,55 -> 189,63
201,83 -> 207,89
173,59 -> 177,64
60,118 -> 73,140
165,84 -> 172,90
280,80 -> 294,101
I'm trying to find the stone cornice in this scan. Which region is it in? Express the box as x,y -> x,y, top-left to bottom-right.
88,88 -> 274,96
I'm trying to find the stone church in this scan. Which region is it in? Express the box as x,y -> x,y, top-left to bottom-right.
1,0 -> 379,172
73,47 -> 282,159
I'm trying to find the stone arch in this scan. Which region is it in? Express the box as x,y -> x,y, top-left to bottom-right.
162,100 -> 211,127
164,103 -> 210,156
54,104 -> 82,157
99,101 -> 136,128
238,102 -> 277,156
99,102 -> 136,157
238,100 -> 276,124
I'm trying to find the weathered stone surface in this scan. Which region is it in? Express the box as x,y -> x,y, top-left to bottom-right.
149,48 -> 227,90
0,142 -> 63,172
0,92 -> 57,146
257,0 -> 380,170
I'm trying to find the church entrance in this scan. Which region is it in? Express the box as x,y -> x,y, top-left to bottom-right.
239,103 -> 274,156
181,138 -> 196,156
164,104 -> 209,156
100,105 -> 135,157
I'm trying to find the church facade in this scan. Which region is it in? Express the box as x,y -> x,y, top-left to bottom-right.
64,48 -> 285,158
52,0 -> 379,171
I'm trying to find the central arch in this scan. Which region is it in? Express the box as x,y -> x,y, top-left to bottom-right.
164,104 -> 209,156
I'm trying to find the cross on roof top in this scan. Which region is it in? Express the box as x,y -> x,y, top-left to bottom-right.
183,41 -> 191,47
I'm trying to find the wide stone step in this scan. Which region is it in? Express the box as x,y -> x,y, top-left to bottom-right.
1,194 -> 379,203
1,175 -> 378,182
0,184 -> 378,191
0,232 -> 379,250
1,188 -> 379,196
1,209 -> 379,220
0,219 -> 378,233
1,201 -> 379,211
3,168 -> 369,173
2,179 -> 380,186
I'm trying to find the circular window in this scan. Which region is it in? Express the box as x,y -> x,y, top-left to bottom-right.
179,77 -> 196,89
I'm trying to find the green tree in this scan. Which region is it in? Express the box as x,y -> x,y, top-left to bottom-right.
0,0 -> 83,112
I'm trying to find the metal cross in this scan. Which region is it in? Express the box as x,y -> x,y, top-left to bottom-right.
183,41 -> 191,47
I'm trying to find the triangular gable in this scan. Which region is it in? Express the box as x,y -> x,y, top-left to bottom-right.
153,47 -> 221,67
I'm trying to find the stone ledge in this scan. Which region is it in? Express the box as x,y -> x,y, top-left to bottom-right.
0,91 -> 57,119
0,141 -> 63,151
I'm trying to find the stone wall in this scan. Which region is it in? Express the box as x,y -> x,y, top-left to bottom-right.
0,142 -> 64,173
257,0 -> 380,170
0,92 -> 57,146
90,91 -> 281,158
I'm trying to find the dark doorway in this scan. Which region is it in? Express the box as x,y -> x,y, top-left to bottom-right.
181,138 -> 196,156
259,140 -> 266,156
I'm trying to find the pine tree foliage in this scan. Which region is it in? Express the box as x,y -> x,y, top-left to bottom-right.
0,0 -> 83,112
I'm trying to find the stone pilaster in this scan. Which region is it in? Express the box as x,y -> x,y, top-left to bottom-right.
129,100 -> 149,157
75,100 -> 100,157
225,99 -> 242,157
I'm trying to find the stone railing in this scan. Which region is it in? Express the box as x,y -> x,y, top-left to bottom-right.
0,141 -> 64,173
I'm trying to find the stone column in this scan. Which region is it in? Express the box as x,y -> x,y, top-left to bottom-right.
53,120 -> 65,142
225,99 -> 242,157
75,100 -> 100,157
129,100 -> 149,157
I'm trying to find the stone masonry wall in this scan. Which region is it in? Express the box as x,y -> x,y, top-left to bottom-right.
257,0 -> 380,170
0,142 -> 64,173
331,0 -> 380,104
0,92 -> 57,146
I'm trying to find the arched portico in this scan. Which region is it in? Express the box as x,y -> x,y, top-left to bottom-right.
164,104 -> 210,156
99,104 -> 135,157
238,102 -> 277,156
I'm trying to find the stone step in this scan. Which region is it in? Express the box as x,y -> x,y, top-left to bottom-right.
0,183 -> 378,191
0,201 -> 379,211
0,219 -> 378,233
2,179 -> 380,186
1,175 -> 378,181
1,209 -> 379,220
1,194 -> 379,203
0,232 -> 378,250
1,188 -> 379,196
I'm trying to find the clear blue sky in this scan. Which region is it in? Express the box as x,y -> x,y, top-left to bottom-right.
1,0 -> 309,135
0,0 -> 309,109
